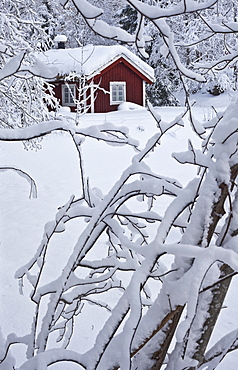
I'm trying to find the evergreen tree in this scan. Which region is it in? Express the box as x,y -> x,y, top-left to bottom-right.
116,4 -> 138,34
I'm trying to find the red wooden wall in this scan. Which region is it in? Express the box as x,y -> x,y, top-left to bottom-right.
93,59 -> 144,113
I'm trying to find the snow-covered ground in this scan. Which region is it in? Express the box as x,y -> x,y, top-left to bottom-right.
0,91 -> 237,369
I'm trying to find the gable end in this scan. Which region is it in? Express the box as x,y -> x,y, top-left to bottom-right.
89,56 -> 153,84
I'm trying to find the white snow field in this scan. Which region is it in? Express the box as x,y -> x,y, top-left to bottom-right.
1,91 -> 238,369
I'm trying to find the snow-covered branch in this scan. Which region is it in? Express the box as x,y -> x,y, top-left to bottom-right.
0,166 -> 37,198
127,0 -> 219,20
0,120 -> 139,147
61,0 -> 140,44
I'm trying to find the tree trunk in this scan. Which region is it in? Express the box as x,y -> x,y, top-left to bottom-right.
189,264 -> 233,368
151,308 -> 184,370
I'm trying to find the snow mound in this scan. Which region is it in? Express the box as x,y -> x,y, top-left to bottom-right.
117,102 -> 146,111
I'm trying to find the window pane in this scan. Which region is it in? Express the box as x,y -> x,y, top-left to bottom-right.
65,89 -> 69,103
110,82 -> 126,104
63,85 -> 75,105
118,91 -> 124,101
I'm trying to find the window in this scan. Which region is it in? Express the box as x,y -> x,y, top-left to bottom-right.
62,84 -> 76,106
110,82 -> 126,105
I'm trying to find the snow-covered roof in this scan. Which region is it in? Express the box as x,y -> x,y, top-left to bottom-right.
54,35 -> 67,42
37,44 -> 154,82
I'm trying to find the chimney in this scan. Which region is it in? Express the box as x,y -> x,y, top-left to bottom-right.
54,35 -> 67,49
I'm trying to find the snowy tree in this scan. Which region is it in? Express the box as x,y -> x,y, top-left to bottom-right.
34,0 -> 127,48
0,0 -> 238,369
0,0 -> 58,150
174,0 -> 238,94
118,0 -> 238,101
117,2 -> 180,106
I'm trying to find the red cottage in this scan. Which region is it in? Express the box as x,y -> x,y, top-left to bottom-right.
38,44 -> 154,113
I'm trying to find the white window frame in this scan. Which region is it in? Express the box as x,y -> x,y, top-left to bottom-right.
62,84 -> 76,106
110,81 -> 126,105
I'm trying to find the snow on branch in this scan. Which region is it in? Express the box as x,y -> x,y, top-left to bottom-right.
15,195 -> 76,286
60,0 -> 103,19
127,0 -> 219,20
172,140 -> 212,168
18,348 -> 87,370
116,210 -> 188,229
195,49 -> 238,72
147,101 -> 185,133
0,166 -> 37,198
200,328 -> 238,369
85,19 -> 138,43
0,119 -> 139,148
198,14 -> 238,34
154,178 -> 200,244
161,243 -> 238,272
61,0 -> 138,44
154,19 -> 206,82
0,52 -> 58,81
0,52 -> 25,81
